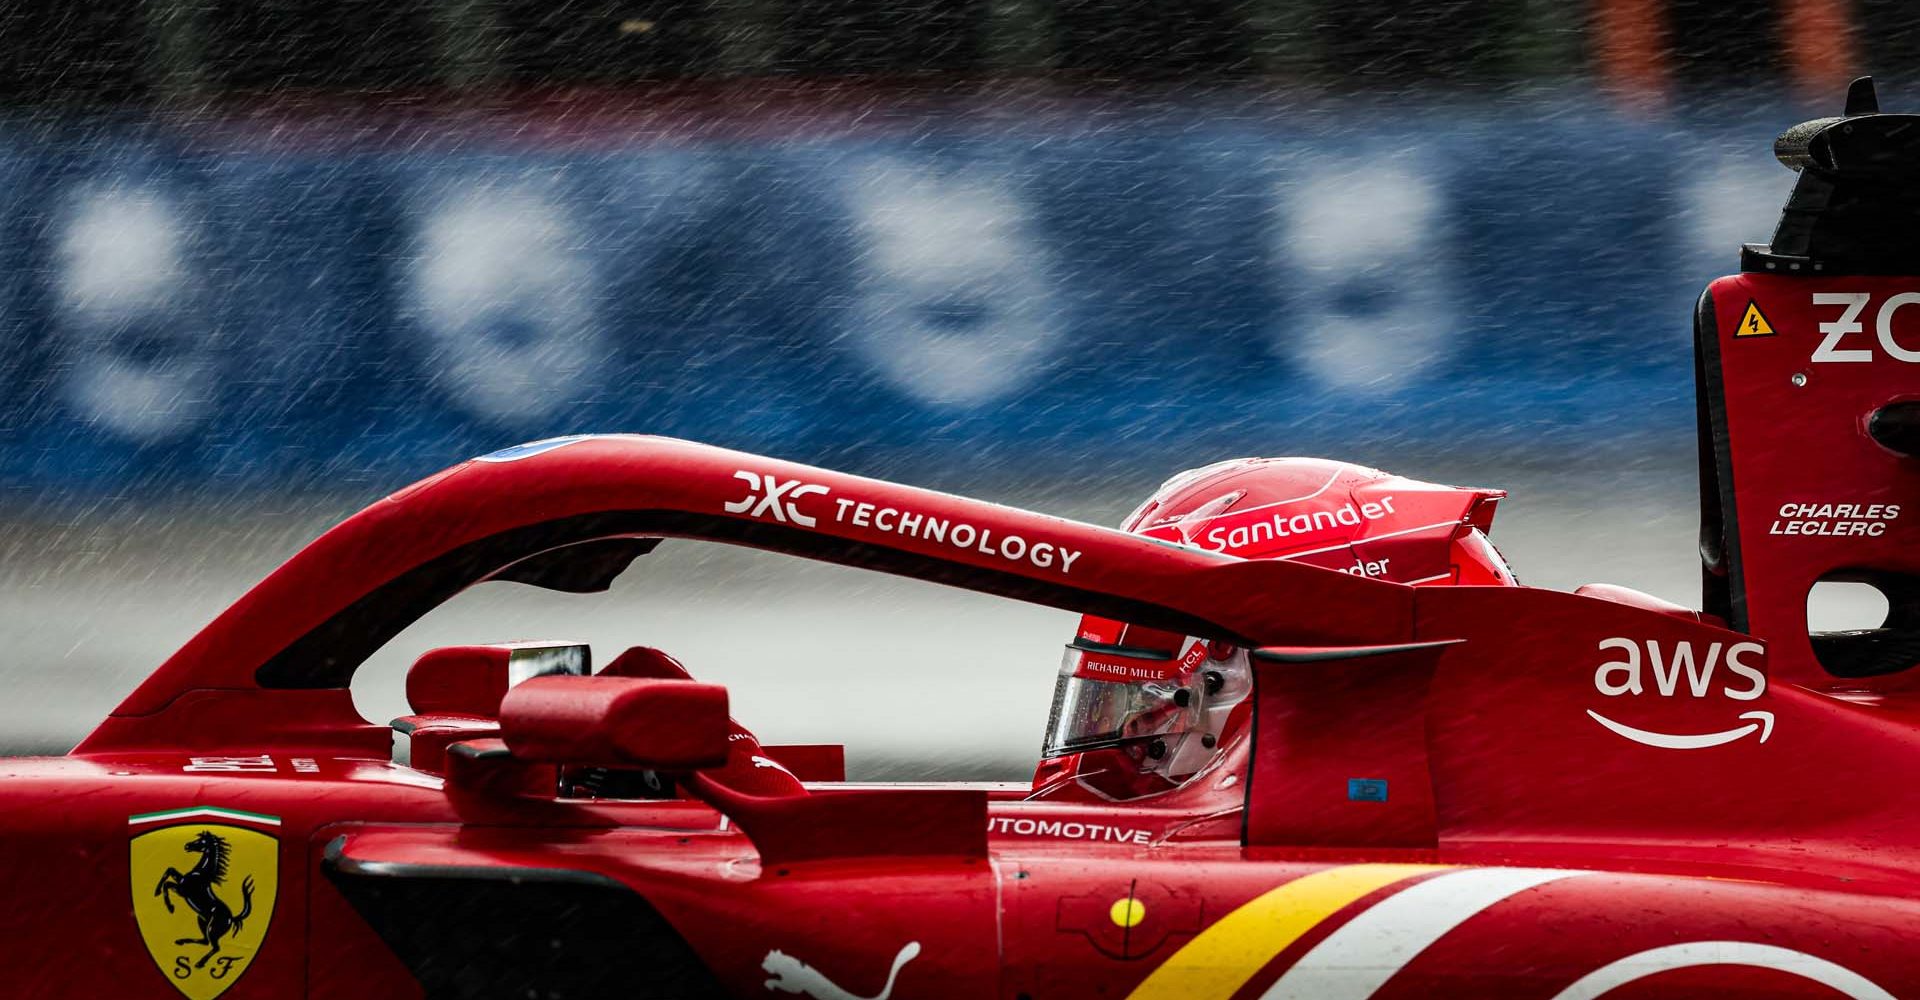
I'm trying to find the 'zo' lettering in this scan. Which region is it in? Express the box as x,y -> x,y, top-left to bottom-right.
1810,291 -> 1920,363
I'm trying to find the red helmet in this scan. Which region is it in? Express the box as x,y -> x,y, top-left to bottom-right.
1034,457 -> 1515,801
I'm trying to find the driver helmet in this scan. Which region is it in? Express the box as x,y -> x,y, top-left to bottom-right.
1034,457 -> 1515,801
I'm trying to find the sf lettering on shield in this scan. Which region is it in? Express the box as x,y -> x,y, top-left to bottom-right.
175,955 -> 245,980
130,816 -> 280,1000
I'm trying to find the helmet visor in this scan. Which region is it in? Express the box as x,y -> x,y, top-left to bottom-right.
1042,642 -> 1194,758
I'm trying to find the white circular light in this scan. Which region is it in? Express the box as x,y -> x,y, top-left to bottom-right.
407,180 -> 603,423
841,158 -> 1060,407
1272,158 -> 1456,392
54,184 -> 214,442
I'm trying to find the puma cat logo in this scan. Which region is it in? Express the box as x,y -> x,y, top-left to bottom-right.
762,941 -> 921,1000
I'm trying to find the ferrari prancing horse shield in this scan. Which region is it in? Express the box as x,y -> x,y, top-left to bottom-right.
129,809 -> 280,1000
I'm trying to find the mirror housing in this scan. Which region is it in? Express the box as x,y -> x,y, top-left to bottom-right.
498,675 -> 731,771
406,641 -> 590,717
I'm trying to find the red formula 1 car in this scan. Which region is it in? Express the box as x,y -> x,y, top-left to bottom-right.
10,79 -> 1920,1000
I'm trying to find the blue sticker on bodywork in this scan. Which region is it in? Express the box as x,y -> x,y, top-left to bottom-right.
1348,778 -> 1389,802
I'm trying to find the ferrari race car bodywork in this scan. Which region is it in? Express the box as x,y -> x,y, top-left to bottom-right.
10,80 -> 1920,1000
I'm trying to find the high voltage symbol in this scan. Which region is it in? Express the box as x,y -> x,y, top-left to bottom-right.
1736,300 -> 1776,338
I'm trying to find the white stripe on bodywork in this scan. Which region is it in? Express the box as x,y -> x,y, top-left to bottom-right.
1549,942 -> 1898,1000
1261,867 -> 1588,1000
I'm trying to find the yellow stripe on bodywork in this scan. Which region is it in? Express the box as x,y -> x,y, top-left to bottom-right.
1124,864 -> 1448,1000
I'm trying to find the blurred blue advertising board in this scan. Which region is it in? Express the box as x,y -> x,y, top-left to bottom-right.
0,96 -> 1799,497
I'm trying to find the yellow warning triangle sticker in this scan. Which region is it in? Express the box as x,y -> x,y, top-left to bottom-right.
1735,299 -> 1776,338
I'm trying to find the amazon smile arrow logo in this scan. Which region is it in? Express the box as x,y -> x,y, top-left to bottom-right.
1587,709 -> 1774,749
1587,636 -> 1774,750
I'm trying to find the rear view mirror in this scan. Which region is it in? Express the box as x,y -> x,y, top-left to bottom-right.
498,675 -> 731,772
406,641 -> 590,717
